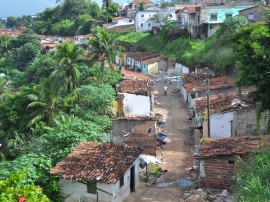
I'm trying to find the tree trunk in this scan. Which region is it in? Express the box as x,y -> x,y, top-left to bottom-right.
101,61 -> 105,85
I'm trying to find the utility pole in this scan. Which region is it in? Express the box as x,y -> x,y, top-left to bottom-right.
206,78 -> 210,138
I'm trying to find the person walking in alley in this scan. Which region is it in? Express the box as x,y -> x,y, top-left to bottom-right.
164,86 -> 167,96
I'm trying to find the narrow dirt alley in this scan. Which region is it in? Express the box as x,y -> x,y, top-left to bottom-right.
127,76 -> 195,202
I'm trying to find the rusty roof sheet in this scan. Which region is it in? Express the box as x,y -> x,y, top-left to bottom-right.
50,142 -> 143,183
126,52 -> 160,62
141,56 -> 167,65
121,70 -> 149,80
194,135 -> 270,158
183,76 -> 235,93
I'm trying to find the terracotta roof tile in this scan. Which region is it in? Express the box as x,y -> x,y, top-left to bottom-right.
126,52 -> 160,62
181,73 -> 213,83
141,56 -> 167,65
194,135 -> 270,158
50,142 -> 143,183
183,76 -> 235,93
121,70 -> 149,80
193,89 -> 256,116
119,71 -> 149,95
119,80 -> 148,95
184,5 -> 199,13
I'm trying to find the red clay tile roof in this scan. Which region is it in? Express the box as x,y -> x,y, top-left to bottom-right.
183,76 -> 235,93
141,56 -> 167,65
119,71 -> 149,95
130,0 -> 155,4
184,5 -> 199,13
121,70 -> 149,80
126,52 -> 160,62
119,79 -> 148,95
193,89 -> 256,116
181,73 -> 213,83
194,135 -> 270,158
50,142 -> 143,183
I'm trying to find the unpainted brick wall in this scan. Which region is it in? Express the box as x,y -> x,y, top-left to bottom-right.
202,156 -> 239,188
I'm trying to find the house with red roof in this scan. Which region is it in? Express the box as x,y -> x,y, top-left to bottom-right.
193,89 -> 257,138
193,135 -> 270,188
51,142 -> 143,202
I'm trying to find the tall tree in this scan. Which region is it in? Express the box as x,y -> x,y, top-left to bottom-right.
231,22 -> 270,115
102,0 -> 112,23
50,42 -> 83,94
88,27 -> 123,85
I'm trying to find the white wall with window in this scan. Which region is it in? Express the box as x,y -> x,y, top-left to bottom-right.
58,158 -> 140,202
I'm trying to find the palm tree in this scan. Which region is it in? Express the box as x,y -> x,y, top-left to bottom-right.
50,42 -> 83,94
102,0 -> 112,23
88,27 -> 123,85
26,79 -> 63,127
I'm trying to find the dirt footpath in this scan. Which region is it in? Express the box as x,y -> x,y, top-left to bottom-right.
127,77 -> 195,202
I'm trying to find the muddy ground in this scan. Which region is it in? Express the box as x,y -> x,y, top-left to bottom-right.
126,76 -> 196,202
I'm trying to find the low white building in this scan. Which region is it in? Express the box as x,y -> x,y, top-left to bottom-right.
51,142 -> 143,202
103,17 -> 134,30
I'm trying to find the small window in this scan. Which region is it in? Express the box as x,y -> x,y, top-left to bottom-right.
120,176 -> 124,187
87,182 -> 97,194
129,20 -> 132,22
228,160 -> 235,165
148,23 -> 151,27
141,14 -> 144,17
210,14 -> 217,21
248,13 -> 254,20
141,23 -> 143,27
226,14 -> 232,18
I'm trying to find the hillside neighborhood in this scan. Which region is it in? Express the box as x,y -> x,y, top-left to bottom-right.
0,0 -> 270,201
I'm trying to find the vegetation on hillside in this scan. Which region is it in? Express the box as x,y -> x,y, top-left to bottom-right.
0,27 -> 121,200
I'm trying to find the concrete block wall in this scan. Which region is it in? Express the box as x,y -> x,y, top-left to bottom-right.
233,108 -> 256,136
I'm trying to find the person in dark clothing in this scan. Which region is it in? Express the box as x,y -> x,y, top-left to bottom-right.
148,127 -> 152,135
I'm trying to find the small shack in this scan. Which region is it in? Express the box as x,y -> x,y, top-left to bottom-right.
193,135 -> 270,188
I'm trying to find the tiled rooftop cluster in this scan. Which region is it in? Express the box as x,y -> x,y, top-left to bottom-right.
117,70 -> 149,95
194,89 -> 256,116
51,142 -> 143,183
183,76 -> 235,93
194,135 -> 270,158
126,52 -> 160,61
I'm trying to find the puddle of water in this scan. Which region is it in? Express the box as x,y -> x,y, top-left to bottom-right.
156,182 -> 175,188
156,179 -> 193,188
177,179 -> 193,187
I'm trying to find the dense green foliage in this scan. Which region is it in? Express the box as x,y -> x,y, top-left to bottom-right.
232,23 -> 270,114
0,26 -> 122,200
237,149 -> 270,201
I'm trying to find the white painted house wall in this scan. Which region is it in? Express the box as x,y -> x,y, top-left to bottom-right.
135,10 -> 158,32
135,8 -> 178,32
112,17 -> 134,26
210,112 -> 233,138
59,158 -> 140,202
123,93 -> 151,116
175,63 -> 189,75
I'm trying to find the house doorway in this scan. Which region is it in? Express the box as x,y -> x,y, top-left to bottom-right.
130,165 -> 135,192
